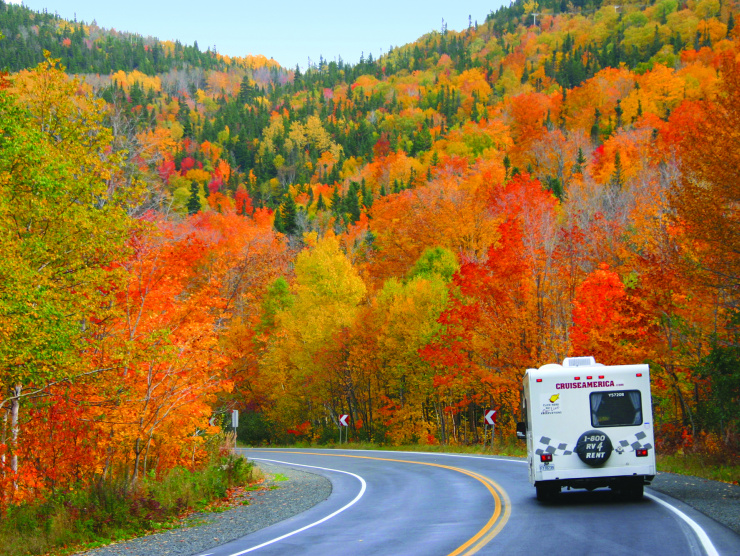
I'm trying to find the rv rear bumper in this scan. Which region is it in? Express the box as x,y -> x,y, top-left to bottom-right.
536,474 -> 655,491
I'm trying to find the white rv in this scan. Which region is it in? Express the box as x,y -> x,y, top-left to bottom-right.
516,356 -> 656,501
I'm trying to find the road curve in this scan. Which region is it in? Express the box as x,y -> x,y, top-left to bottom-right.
197,448 -> 740,556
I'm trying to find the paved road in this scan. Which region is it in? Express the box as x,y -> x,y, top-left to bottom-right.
196,448 -> 740,556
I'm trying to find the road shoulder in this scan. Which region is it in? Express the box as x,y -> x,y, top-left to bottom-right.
649,471 -> 740,535
73,462 -> 332,556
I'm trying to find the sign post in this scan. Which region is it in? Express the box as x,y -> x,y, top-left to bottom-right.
484,409 -> 497,449
339,414 -> 349,444
231,410 -> 239,451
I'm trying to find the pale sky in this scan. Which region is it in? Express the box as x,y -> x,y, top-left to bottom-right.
9,0 -> 506,70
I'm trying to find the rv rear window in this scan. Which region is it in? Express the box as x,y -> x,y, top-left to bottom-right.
590,390 -> 642,427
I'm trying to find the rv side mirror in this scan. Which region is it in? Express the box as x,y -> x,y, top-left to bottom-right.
516,421 -> 526,440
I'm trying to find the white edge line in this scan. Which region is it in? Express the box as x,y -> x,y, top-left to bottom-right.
645,492 -> 720,556
219,458 -> 367,556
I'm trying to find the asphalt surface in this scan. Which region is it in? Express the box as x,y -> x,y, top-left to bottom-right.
75,449 -> 740,556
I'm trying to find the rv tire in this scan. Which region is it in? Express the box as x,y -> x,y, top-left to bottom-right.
613,479 -> 644,501
536,482 -> 560,502
624,481 -> 644,501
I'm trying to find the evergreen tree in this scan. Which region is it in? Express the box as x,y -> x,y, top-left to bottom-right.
412,121 -> 433,155
178,98 -> 193,138
187,181 -> 201,215
591,108 -> 601,144
545,176 -> 564,200
572,147 -> 587,175
361,178 -> 373,209
344,181 -> 361,223
330,187 -> 342,216
307,185 -> 314,207
609,151 -> 624,190
277,194 -> 298,235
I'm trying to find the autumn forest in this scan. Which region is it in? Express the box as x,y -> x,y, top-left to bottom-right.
0,0 -> 738,509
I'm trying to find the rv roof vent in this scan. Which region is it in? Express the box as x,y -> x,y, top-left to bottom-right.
563,356 -> 596,367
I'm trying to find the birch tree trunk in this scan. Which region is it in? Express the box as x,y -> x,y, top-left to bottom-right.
10,385 -> 21,474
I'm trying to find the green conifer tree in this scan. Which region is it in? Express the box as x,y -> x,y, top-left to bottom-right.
610,151 -> 624,190
281,194 -> 298,235
591,108 -> 601,144
572,147 -> 587,175
330,187 -> 342,216
361,178 -> 373,209
187,181 -> 201,215
345,181 -> 361,223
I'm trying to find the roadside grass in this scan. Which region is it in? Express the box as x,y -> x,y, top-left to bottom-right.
0,452 -> 262,556
656,453 -> 740,485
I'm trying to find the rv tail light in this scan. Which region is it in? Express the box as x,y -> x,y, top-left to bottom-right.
598,375 -> 605,379
540,453 -> 553,463
636,373 -> 643,377
574,376 -> 580,380
536,379 -> 542,382
636,449 -> 648,457
586,376 -> 592,379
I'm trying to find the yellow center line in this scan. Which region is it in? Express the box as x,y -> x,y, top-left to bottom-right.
250,450 -> 511,555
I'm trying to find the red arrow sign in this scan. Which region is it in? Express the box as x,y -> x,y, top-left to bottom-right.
339,414 -> 349,426
484,409 -> 497,425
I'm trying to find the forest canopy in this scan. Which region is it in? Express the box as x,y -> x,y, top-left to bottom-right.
1,0 -> 738,508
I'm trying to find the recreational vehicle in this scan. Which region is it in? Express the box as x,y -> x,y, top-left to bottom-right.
516,357 -> 656,501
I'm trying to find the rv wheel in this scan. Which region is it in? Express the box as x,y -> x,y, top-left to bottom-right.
536,482 -> 560,502
623,480 -> 644,501
575,429 -> 613,466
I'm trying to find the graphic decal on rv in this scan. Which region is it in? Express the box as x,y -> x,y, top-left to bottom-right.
535,436 -> 573,456
614,431 -> 653,453
541,394 -> 563,415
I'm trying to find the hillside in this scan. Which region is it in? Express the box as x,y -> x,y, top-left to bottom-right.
0,0 -> 738,523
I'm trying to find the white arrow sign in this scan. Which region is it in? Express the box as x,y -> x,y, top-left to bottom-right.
339,414 -> 349,426
484,409 -> 497,425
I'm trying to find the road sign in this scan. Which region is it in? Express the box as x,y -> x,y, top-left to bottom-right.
339,414 -> 349,426
484,409 -> 497,425
231,409 -> 239,429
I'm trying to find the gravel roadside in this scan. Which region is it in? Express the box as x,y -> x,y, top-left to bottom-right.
649,471 -> 740,536
73,462 -> 332,556
73,460 -> 739,556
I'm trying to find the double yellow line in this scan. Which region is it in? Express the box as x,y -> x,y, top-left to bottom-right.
258,451 -> 511,555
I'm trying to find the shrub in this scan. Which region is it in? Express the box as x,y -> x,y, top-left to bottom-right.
0,449 -> 258,556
